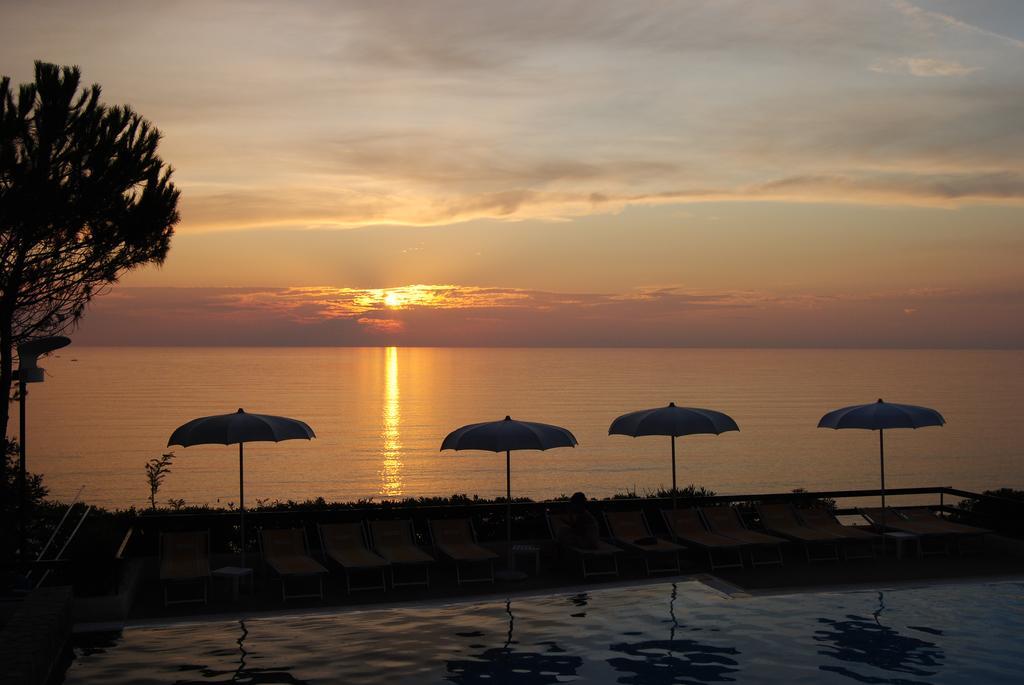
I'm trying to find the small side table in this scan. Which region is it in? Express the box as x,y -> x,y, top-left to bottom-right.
212,566 -> 253,601
511,544 -> 541,576
883,532 -> 920,560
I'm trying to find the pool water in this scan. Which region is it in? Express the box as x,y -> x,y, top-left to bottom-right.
65,580 -> 1024,684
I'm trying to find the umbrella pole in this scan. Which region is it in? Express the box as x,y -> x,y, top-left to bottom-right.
506,448 -> 512,573
240,442 -> 246,568
671,436 -> 677,510
879,428 -> 885,556
494,449 -> 525,581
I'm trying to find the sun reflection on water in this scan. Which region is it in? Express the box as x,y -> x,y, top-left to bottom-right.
379,346 -> 403,496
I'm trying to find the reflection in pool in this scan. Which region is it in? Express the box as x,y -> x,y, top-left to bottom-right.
170,620 -> 310,685
63,581 -> 1024,684
607,584 -> 740,684
814,592 -> 944,684
446,600 -> 583,684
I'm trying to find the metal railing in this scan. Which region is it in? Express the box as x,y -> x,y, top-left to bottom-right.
117,485 -> 1021,560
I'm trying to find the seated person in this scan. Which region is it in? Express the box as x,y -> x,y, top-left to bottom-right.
556,492 -> 602,550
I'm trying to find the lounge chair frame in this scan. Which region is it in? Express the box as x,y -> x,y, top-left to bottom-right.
796,507 -> 876,561
661,509 -> 745,571
317,522 -> 388,594
858,508 -> 952,557
368,519 -> 433,588
698,507 -> 785,567
897,507 -> 988,556
451,559 -> 494,585
755,503 -> 841,563
603,510 -> 683,576
259,527 -> 326,601
547,513 -> 620,579
159,530 -> 210,607
388,563 -> 431,588
428,518 -> 496,585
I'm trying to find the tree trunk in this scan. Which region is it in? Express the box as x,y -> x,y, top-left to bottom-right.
0,306 -> 13,448
0,307 -> 13,561
0,249 -> 23,454
0,316 -> 11,439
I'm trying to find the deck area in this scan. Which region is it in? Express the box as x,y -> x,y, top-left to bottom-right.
119,536 -> 1024,624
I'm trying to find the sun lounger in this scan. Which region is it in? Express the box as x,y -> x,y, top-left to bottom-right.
548,512 -> 621,579
861,507 -> 987,555
428,518 -> 498,585
698,506 -> 784,566
896,508 -> 990,536
858,508 -> 952,556
317,522 -> 389,593
159,530 -> 210,606
259,528 -> 328,600
796,507 -> 877,560
368,519 -> 435,587
859,507 -> 932,534
896,507 -> 989,554
755,503 -> 843,562
604,510 -> 685,575
661,508 -> 745,571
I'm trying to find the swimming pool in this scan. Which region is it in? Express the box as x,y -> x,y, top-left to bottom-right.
64,579 -> 1024,684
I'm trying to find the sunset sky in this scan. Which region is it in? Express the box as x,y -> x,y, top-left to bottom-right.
3,0 -> 1022,346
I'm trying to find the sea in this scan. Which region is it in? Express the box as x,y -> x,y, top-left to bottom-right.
16,347 -> 1023,510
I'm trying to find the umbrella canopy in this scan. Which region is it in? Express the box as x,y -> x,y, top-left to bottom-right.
818,400 -> 945,431
168,408 -> 315,446
609,402 -> 739,507
609,402 -> 739,438
441,416 -> 577,453
818,398 -> 944,549
168,408 -> 315,567
441,416 -> 577,580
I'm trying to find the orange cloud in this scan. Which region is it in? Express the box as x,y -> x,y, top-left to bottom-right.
357,317 -> 404,333
8,1 -> 1024,234
218,285 -> 535,322
178,171 -> 1024,232
72,284 -> 1024,348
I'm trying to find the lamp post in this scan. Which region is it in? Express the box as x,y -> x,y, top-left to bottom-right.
13,336 -> 70,559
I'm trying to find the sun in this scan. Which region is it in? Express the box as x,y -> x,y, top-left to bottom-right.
374,285 -> 450,310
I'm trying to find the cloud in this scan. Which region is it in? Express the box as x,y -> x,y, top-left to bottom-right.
745,171 -> 1024,203
357,317 -> 404,333
891,1 -> 1024,50
72,283 -> 1024,348
179,168 -> 1024,232
870,56 -> 980,76
4,1 -> 1022,231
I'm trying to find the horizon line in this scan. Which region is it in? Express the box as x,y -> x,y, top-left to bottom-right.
64,343 -> 1024,351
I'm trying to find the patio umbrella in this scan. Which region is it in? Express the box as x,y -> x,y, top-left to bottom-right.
609,402 -> 739,509
817,398 -> 944,548
168,408 -> 315,567
441,416 -> 577,580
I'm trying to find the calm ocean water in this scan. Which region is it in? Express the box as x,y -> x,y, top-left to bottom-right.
19,347 -> 1024,509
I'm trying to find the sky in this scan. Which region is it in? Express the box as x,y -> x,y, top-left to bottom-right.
2,0 -> 1023,346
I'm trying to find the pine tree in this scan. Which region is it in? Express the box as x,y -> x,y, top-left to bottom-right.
0,62 -> 180,499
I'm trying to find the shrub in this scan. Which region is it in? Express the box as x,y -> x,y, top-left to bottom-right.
143,452 -> 175,509
955,489 -> 1024,538
1,437 -> 49,565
